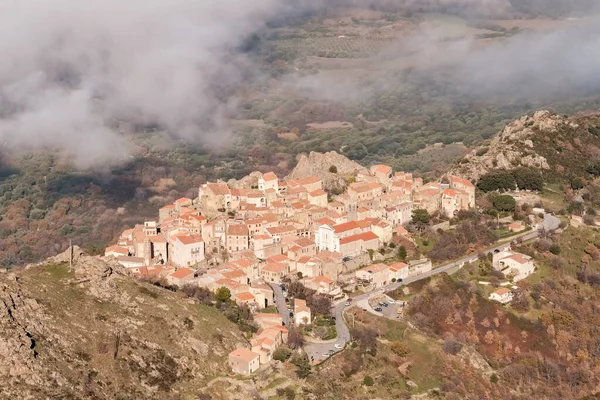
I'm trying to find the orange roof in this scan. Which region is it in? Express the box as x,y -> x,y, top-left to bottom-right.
339,231 -> 379,245
443,189 -> 458,197
297,256 -> 312,263
294,238 -> 314,247
365,263 -> 389,273
309,189 -> 327,197
148,235 -> 167,243
175,197 -> 192,205
502,253 -> 531,265
449,175 -> 474,188
252,234 -> 271,240
207,182 -> 231,195
235,292 -> 255,301
389,262 -> 408,271
229,348 -> 259,363
262,172 -> 278,181
371,164 -> 392,175
493,288 -> 511,296
294,298 -> 311,313
105,245 -> 128,255
223,270 -> 247,280
266,225 -> 296,235
176,235 -> 203,245
416,188 -> 440,198
160,204 -> 176,210
314,217 -> 336,226
332,221 -> 359,234
228,224 -> 249,236
170,267 -> 195,279
262,263 -> 287,273
267,254 -> 288,263
312,275 -> 333,284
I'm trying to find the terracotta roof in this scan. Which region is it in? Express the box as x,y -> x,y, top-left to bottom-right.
160,204 -> 176,210
415,188 -> 440,198
442,189 -> 458,197
364,263 -> 389,273
332,221 -> 359,233
252,234 -> 271,240
371,164 -> 392,175
449,175 -> 475,188
314,217 -> 336,226
222,270 -> 247,280
294,238 -> 314,247
228,224 -> 249,236
267,254 -> 288,263
493,288 -> 511,296
309,189 -> 327,197
148,235 -> 167,243
175,197 -> 192,205
207,182 -> 231,195
389,262 -> 408,271
339,231 -> 379,245
105,246 -> 128,255
294,298 -> 311,313
262,172 -> 278,181
261,263 -> 286,273
170,267 -> 195,279
235,292 -> 255,301
229,348 -> 259,363
297,256 -> 312,263
502,253 -> 531,265
266,225 -> 296,235
312,275 -> 333,284
176,235 -> 203,245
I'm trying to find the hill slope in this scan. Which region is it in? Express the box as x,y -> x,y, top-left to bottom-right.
0,249 -> 246,399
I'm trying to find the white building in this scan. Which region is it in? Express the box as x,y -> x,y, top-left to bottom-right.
492,251 -> 535,282
172,235 -> 205,267
489,288 -> 513,304
315,224 -> 339,253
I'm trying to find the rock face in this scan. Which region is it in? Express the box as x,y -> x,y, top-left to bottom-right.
451,110 -> 576,181
0,251 -> 244,399
287,151 -> 368,192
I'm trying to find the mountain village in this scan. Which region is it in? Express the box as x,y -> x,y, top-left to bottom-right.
103,162 -> 538,375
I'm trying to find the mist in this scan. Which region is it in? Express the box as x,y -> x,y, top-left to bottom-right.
2,0 -> 600,167
0,0 -> 281,167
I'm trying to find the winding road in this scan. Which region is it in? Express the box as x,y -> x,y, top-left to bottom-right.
272,213 -> 560,362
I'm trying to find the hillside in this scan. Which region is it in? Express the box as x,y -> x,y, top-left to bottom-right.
453,110 -> 600,188
0,248 -> 246,399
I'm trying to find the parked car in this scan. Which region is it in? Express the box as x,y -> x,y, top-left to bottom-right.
343,256 -> 351,262
345,301 -> 351,306
289,312 -> 294,318
334,344 -> 343,349
347,298 -> 353,302
322,353 -> 330,357
388,299 -> 396,304
285,297 -> 290,303
328,349 -> 335,354
382,302 -> 389,307
374,307 -> 383,312
378,302 -> 385,306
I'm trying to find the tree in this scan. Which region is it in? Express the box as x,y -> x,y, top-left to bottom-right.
443,339 -> 463,355
512,167 -> 544,191
351,326 -> 377,350
363,375 -> 374,386
571,177 -> 584,190
291,351 -> 311,378
587,162 -> 600,176
215,286 -> 231,302
411,209 -> 430,230
391,342 -> 410,357
273,346 -> 292,362
308,294 -> 332,316
397,245 -> 407,261
477,171 -> 516,192
287,326 -> 305,349
493,194 -> 516,212
329,165 -> 337,173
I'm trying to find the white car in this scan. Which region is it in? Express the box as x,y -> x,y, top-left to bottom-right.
388,299 -> 396,304
334,344 -> 343,349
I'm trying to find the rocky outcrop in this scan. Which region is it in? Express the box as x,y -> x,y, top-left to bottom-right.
0,252 -> 245,399
287,151 -> 368,192
451,110 -> 577,181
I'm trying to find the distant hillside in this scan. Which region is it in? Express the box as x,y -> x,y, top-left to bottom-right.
0,249 -> 246,399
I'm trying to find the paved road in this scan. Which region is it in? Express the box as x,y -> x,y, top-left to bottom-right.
271,225 -> 548,362
269,283 -> 290,327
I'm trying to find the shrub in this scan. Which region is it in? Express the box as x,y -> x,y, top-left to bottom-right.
329,165 -> 338,173
391,342 -> 410,357
512,167 -> 544,191
477,171 -> 516,192
490,374 -> 499,384
549,244 -> 561,255
443,339 -> 463,355
363,375 -> 374,386
493,194 -> 516,212
273,346 -> 292,362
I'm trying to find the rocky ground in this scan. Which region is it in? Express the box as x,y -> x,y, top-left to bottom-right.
0,248 -> 246,399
